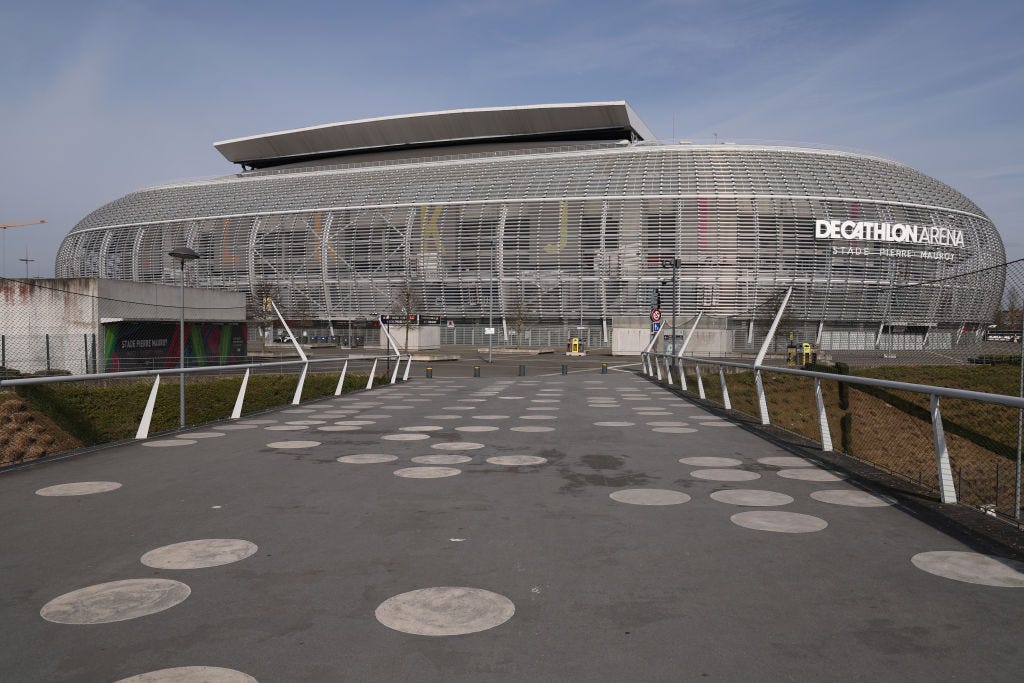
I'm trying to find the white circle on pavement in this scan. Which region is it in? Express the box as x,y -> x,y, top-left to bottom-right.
394,467 -> 462,479
487,455 -> 547,466
531,399 -> 560,403
412,455 -> 473,465
425,415 -> 461,420
511,426 -> 555,432
143,439 -> 198,447
40,579 -> 191,624
319,425 -> 362,432
520,414 -> 557,420
456,425 -> 499,432
473,415 -> 510,420
810,490 -> 894,507
759,456 -> 814,467
141,539 -> 258,569
679,457 -> 742,467
375,586 -> 514,636
400,425 -> 445,432
36,482 -> 122,497
594,421 -> 634,427
286,420 -> 326,426
610,489 -> 691,505
219,424 -> 258,431
267,441 -> 321,449
283,408 -> 316,413
498,396 -> 525,400
264,425 -> 305,431
700,422 -> 737,428
636,411 -> 671,416
910,551 -> 1024,587
691,469 -> 761,482
359,414 -> 393,419
653,427 -> 698,434
114,666 -> 257,683
778,469 -> 846,482
382,433 -> 431,441
647,421 -> 690,427
443,406 -> 475,411
388,405 -> 415,410
334,420 -> 376,426
459,399 -> 486,403
337,454 -> 398,464
432,442 -> 485,450
186,432 -> 226,439
731,511 -> 828,533
525,406 -> 558,411
710,489 -> 794,506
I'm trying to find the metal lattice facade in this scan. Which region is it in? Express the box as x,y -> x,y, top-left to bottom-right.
56,143 -> 1005,328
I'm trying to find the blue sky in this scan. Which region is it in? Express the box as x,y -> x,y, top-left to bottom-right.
2,0 -> 1022,276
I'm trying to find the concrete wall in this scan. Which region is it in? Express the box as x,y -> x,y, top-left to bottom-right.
379,325 -> 441,351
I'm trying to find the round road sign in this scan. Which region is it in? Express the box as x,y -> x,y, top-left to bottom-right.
650,308 -> 662,323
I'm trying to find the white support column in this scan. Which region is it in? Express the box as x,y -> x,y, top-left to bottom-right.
676,311 -> 704,358
875,322 -> 885,348
755,288 -> 792,367
718,367 -> 731,410
930,394 -> 958,504
815,320 -> 824,346
755,370 -> 770,425
292,362 -> 308,405
231,368 -> 250,419
402,354 -> 412,381
814,378 -> 832,451
334,360 -> 348,396
367,358 -> 378,389
135,375 -> 161,439
679,359 -> 688,391
271,300 -> 307,362
694,363 -> 706,399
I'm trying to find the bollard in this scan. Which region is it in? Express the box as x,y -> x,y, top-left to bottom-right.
601,363 -> 608,374
473,365 -> 481,378
426,366 -> 433,378
561,364 -> 568,375
518,364 -> 526,376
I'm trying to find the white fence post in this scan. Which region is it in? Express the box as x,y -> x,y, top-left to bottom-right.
292,362 -> 308,405
694,362 -> 706,399
230,368 -> 250,419
930,394 -> 958,504
402,354 -> 412,382
135,375 -> 161,439
718,367 -> 731,410
755,370 -> 770,425
334,360 -> 348,396
367,358 -> 378,389
814,378 -> 832,451
679,359 -> 688,391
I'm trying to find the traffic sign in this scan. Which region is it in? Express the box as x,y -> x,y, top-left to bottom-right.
652,321 -> 662,332
650,308 -> 662,323
447,320 -> 455,328
484,327 -> 496,335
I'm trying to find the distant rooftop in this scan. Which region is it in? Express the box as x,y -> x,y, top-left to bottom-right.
213,102 -> 655,169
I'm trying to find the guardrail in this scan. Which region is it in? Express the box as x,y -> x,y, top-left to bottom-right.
0,352 -> 413,441
641,350 -> 1024,522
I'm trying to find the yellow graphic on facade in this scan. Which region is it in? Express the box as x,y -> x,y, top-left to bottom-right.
222,218 -> 237,263
421,205 -> 444,254
543,201 -> 569,254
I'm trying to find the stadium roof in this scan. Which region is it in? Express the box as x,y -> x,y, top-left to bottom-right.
213,101 -> 655,169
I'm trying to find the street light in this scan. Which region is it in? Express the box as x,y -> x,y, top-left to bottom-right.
488,241 -> 496,364
168,246 -> 201,429
662,258 -> 682,363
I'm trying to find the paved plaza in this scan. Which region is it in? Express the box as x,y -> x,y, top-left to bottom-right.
2,366 -> 1024,681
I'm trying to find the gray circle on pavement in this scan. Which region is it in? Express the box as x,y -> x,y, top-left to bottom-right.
810,489 -> 894,507
487,455 -> 547,466
382,433 -> 431,441
394,467 -> 462,479
778,469 -> 846,482
40,579 -> 191,624
412,455 -> 473,465
595,421 -> 634,427
186,431 -> 226,439
264,425 -> 306,432
679,457 -> 742,467
318,425 -> 362,432
911,551 -> 1024,587
400,425 -> 444,432
432,441 -> 485,450
759,456 -> 814,467
511,426 -> 555,432
36,481 -> 122,497
375,586 -> 515,636
691,469 -> 761,482
267,440 -> 321,449
456,425 -> 500,432
710,489 -> 794,506
141,539 -> 258,569
610,489 -> 691,506
520,414 -> 557,420
114,666 -> 257,683
337,454 -> 398,464
219,424 -> 258,431
731,511 -> 828,533
653,427 -> 699,434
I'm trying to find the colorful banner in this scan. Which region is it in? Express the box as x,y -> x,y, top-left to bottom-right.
103,321 -> 247,372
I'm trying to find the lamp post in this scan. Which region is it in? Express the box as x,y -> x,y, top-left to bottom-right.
168,246 -> 200,429
662,258 -> 682,363
488,242 -> 495,364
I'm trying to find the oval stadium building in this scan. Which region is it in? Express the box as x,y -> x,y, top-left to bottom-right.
56,102 -> 1005,350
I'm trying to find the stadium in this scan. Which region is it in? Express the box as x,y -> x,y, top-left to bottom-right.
55,101 -> 1006,351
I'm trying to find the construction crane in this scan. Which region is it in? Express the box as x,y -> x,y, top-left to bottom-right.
1,219 -> 47,278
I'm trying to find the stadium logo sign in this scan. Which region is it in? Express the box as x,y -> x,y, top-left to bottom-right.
815,219 -> 964,248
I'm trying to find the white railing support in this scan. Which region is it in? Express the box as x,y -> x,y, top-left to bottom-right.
230,368 -> 250,419
679,358 -> 688,391
719,367 -> 731,410
390,355 -> 401,384
755,369 -> 770,425
694,362 -> 706,399
930,394 -> 958,504
135,375 -> 161,439
755,288 -> 793,367
665,357 -> 674,385
655,355 -> 663,381
334,360 -> 349,396
367,358 -> 378,389
402,354 -> 412,381
814,378 -> 832,451
676,311 -> 704,358
292,362 -> 308,405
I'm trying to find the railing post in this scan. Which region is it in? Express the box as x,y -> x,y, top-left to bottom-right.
930,393 -> 958,504
755,369 -> 770,425
665,358 -> 675,385
694,362 -> 706,399
292,362 -> 308,405
367,358 -> 378,389
679,358 -> 688,391
390,355 -> 401,384
814,378 -> 833,451
334,359 -> 349,396
231,368 -> 250,419
718,367 -> 731,410
402,354 -> 412,381
655,355 -> 663,381
135,375 -> 161,439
